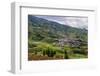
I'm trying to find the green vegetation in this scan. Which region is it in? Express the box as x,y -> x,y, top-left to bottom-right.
28,15 -> 88,60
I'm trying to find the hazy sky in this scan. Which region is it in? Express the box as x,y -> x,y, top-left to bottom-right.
35,15 -> 88,29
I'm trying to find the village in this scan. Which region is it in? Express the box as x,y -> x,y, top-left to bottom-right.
53,37 -> 87,48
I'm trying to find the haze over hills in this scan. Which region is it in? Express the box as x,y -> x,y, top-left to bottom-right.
35,15 -> 88,29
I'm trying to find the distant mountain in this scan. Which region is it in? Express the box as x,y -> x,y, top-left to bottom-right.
28,15 -> 88,43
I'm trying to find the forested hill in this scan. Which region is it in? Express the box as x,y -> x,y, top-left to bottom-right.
28,15 -> 87,42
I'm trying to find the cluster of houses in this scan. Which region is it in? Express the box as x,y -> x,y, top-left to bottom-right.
54,38 -> 87,47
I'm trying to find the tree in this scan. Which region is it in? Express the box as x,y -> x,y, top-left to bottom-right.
63,45 -> 71,59
45,46 -> 56,57
64,50 -> 69,59
43,50 -> 46,56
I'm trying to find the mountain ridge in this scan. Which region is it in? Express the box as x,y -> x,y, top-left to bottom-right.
28,15 -> 87,43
